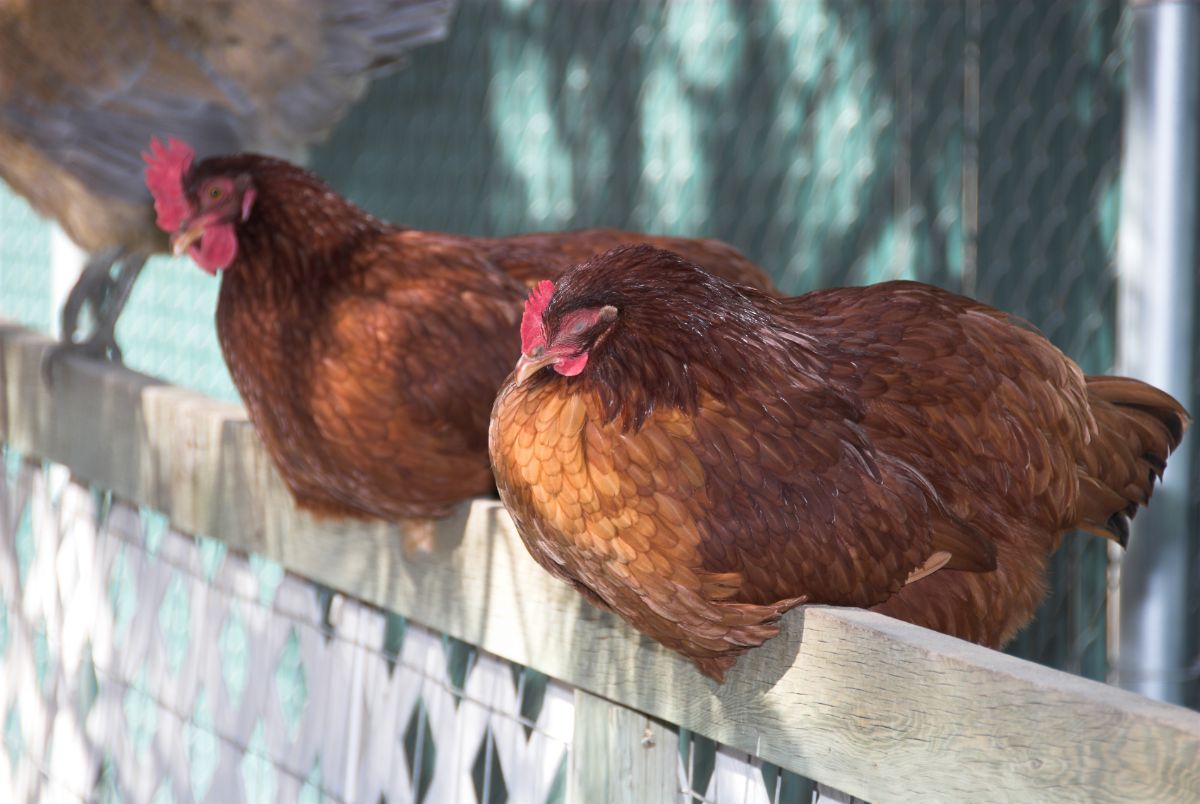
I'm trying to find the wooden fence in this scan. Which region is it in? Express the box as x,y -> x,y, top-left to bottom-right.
2,320 -> 1198,803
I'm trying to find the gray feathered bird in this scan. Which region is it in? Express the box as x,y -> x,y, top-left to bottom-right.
0,0 -> 455,362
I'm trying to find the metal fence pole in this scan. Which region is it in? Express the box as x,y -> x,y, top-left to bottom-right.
1116,0 -> 1199,705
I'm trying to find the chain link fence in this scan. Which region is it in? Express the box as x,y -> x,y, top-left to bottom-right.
0,0 -> 1157,687
312,0 -> 1132,682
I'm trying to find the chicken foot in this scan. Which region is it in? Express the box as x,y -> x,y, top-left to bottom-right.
43,248 -> 147,382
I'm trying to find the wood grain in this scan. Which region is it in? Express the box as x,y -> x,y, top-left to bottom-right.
570,691 -> 680,804
3,321 -> 1199,803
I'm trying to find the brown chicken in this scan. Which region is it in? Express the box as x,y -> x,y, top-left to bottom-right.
143,143 -> 774,528
489,245 -> 1189,682
0,0 -> 454,360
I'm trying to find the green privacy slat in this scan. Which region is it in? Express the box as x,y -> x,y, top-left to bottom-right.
76,642 -> 100,724
219,604 -> 249,708
442,634 -> 478,705
471,728 -> 509,804
299,761 -> 323,804
97,755 -> 123,804
240,722 -> 279,802
403,698 -> 437,804
678,728 -> 717,802
250,553 -> 285,608
518,668 -> 550,740
383,612 -> 408,676
197,536 -> 227,581
2,445 -> 21,487
3,702 -> 21,772
140,506 -> 169,558
0,600 -> 8,659
15,499 -> 33,588
275,627 -> 309,742
151,782 -> 174,804
33,623 -> 49,695
315,584 -> 336,639
92,488 -> 113,531
107,544 -> 136,648
158,574 -> 191,676
123,669 -> 159,763
761,761 -> 818,804
543,751 -> 567,804
185,689 -> 219,802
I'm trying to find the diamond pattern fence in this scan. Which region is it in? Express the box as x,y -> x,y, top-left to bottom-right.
0,0 -> 1187,695
0,450 -> 862,803
0,452 -> 573,803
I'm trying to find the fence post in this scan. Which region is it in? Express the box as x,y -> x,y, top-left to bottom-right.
1116,0 -> 1200,706
569,691 -> 680,803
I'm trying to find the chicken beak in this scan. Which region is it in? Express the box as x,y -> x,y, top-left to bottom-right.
514,352 -> 556,386
170,221 -> 205,256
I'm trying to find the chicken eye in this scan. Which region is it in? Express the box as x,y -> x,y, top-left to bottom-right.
569,320 -> 587,335
208,185 -> 223,201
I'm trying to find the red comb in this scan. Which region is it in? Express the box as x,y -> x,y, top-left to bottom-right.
142,136 -> 194,231
520,280 -> 555,353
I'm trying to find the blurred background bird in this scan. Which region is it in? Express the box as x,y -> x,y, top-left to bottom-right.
490,245 -> 1188,681
0,0 -> 456,365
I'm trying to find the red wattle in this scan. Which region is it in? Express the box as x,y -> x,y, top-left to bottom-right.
190,224 -> 238,274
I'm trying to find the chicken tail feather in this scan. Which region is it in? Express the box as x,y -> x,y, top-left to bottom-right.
1078,375 -> 1190,546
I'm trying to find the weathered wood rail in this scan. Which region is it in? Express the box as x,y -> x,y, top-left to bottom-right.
2,320 -> 1198,803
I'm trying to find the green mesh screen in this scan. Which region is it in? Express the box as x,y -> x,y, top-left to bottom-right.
0,0 -> 1131,680
0,186 -> 52,332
